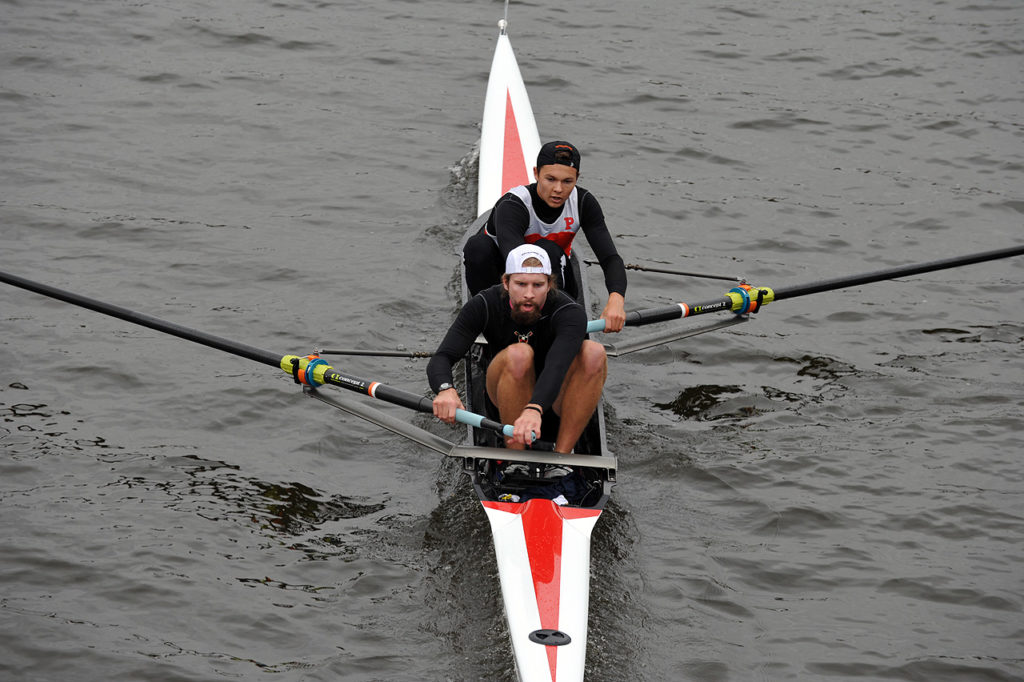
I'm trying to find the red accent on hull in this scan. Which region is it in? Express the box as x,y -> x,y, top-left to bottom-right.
521,499 -> 563,680
502,90 -> 529,195
553,506 -> 602,520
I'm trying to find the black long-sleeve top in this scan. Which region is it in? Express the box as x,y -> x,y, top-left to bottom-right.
486,184 -> 628,296
426,284 -> 587,411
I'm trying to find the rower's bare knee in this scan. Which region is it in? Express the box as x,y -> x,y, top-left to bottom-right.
578,340 -> 607,377
501,343 -> 535,380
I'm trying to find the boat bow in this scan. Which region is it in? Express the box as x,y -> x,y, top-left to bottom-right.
477,23 -> 542,216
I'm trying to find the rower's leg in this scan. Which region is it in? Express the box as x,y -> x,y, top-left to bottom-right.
552,340 -> 607,453
486,344 -> 536,449
463,230 -> 503,296
557,253 -> 579,301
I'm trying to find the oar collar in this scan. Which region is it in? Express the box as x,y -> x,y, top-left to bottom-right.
283,354 -> 330,387
728,283 -> 776,315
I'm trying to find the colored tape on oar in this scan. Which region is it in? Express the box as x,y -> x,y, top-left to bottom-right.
727,283 -> 775,314
285,354 -> 329,387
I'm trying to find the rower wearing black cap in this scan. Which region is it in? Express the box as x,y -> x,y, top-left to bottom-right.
462,140 -> 628,333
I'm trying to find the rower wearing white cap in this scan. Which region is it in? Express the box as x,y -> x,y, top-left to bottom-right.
428,244 -> 607,453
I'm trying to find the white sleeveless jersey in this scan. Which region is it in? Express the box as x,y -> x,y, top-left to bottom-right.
492,185 -> 582,256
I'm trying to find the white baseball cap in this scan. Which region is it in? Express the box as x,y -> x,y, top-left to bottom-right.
505,244 -> 552,275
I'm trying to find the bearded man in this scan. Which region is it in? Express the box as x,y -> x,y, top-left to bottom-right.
428,244 -> 607,453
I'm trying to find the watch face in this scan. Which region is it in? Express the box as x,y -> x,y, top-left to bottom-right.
439,383 -> 453,391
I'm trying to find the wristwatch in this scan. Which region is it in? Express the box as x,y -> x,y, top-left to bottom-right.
437,383 -> 453,392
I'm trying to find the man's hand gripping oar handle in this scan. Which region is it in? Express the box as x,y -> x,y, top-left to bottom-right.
282,354 -> 546,448
587,284 -> 775,333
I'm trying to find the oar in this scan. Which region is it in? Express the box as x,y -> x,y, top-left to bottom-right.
0,269 -> 529,445
586,244 -> 1024,333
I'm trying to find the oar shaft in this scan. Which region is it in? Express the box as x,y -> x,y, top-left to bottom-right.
320,367 -> 429,412
2,269 -> 522,442
771,244 -> 1024,301
587,244 -> 1024,332
586,295 -> 731,333
316,367 -> 521,440
0,269 -> 281,367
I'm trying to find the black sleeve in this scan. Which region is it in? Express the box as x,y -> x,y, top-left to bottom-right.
530,301 -> 588,410
578,189 -> 627,296
492,193 -> 531,259
426,295 -> 488,393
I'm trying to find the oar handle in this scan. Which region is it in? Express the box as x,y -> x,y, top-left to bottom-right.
455,408 -> 535,443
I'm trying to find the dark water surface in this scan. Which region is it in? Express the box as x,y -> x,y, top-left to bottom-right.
2,1 -> 1022,680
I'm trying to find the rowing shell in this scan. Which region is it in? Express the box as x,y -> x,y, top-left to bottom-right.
477,18 -> 542,217
458,16 -> 615,682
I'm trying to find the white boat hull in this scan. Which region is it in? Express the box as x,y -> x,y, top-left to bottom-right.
478,31 -> 542,217
483,500 -> 602,682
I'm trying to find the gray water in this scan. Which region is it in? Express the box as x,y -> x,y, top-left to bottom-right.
2,1 -> 1022,680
